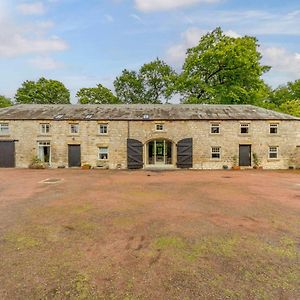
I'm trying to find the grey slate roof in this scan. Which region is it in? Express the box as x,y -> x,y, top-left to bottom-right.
0,104 -> 299,121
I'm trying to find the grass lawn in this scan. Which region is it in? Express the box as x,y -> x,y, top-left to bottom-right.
0,169 -> 299,299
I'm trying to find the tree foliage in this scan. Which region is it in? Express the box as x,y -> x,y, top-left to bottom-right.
77,84 -> 120,104
261,79 -> 300,116
114,70 -> 145,104
114,59 -> 176,104
0,95 -> 13,108
174,27 -> 270,104
15,77 -> 70,104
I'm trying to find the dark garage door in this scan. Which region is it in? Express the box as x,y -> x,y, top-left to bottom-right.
127,139 -> 143,169
0,141 -> 15,168
68,145 -> 81,167
177,138 -> 193,168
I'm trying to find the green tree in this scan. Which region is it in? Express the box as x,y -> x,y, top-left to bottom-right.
139,58 -> 176,104
76,84 -> 120,104
15,77 -> 70,104
114,59 -> 176,104
269,79 -> 300,106
0,95 -> 13,108
278,99 -> 300,117
265,79 -> 300,117
114,70 -> 145,104
175,27 -> 270,104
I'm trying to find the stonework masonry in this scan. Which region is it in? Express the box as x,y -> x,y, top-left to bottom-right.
1,118 -> 300,169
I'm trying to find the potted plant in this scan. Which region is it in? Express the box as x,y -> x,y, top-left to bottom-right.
81,163 -> 92,170
29,156 -> 46,169
232,155 -> 240,170
252,153 -> 263,169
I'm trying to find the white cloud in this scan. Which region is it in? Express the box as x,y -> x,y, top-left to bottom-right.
165,27 -> 240,64
135,0 -> 220,12
29,56 -> 64,70
0,26 -> 68,57
0,2 -> 68,58
261,47 -> 300,80
17,2 -> 46,15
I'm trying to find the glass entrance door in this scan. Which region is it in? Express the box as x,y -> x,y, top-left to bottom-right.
147,140 -> 172,165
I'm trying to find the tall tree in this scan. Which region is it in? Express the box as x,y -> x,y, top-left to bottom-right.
114,59 -> 176,104
15,77 -> 70,104
114,70 -> 145,104
139,59 -> 176,104
175,27 -> 270,104
0,95 -> 12,108
77,84 -> 120,104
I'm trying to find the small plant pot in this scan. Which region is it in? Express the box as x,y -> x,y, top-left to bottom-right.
232,166 -> 240,170
81,165 -> 91,170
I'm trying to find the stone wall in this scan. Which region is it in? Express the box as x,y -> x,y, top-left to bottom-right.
0,119 -> 300,169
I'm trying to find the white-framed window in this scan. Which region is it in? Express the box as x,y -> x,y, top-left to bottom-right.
0,123 -> 9,135
240,123 -> 249,134
269,146 -> 278,159
211,147 -> 221,159
211,123 -> 220,134
99,123 -> 108,135
156,123 -> 164,131
70,124 -> 79,134
98,147 -> 108,160
270,124 -> 278,134
38,141 -> 51,163
40,123 -> 50,134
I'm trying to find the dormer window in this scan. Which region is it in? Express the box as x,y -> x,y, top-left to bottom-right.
143,114 -> 149,119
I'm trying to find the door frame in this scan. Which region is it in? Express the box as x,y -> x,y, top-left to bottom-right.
239,144 -> 252,167
145,139 -> 175,167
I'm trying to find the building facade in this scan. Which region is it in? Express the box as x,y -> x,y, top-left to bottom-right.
0,104 -> 300,169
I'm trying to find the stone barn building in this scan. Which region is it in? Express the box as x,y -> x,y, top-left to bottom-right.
0,104 -> 299,169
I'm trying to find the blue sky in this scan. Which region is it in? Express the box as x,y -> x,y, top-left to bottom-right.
0,0 -> 300,103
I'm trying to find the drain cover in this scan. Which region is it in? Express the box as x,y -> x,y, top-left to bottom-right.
40,178 -> 63,184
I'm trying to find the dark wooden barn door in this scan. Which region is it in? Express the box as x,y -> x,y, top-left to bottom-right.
177,138 -> 193,168
239,145 -> 251,166
0,141 -> 15,168
68,145 -> 81,167
127,139 -> 143,169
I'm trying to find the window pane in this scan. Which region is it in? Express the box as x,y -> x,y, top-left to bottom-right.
156,124 -> 164,131
240,124 -> 249,134
270,124 -> 278,134
99,147 -> 108,160
100,124 -> 108,134
211,147 -> 221,159
0,123 -> 9,134
71,124 -> 79,134
269,147 -> 278,159
211,124 -> 220,134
